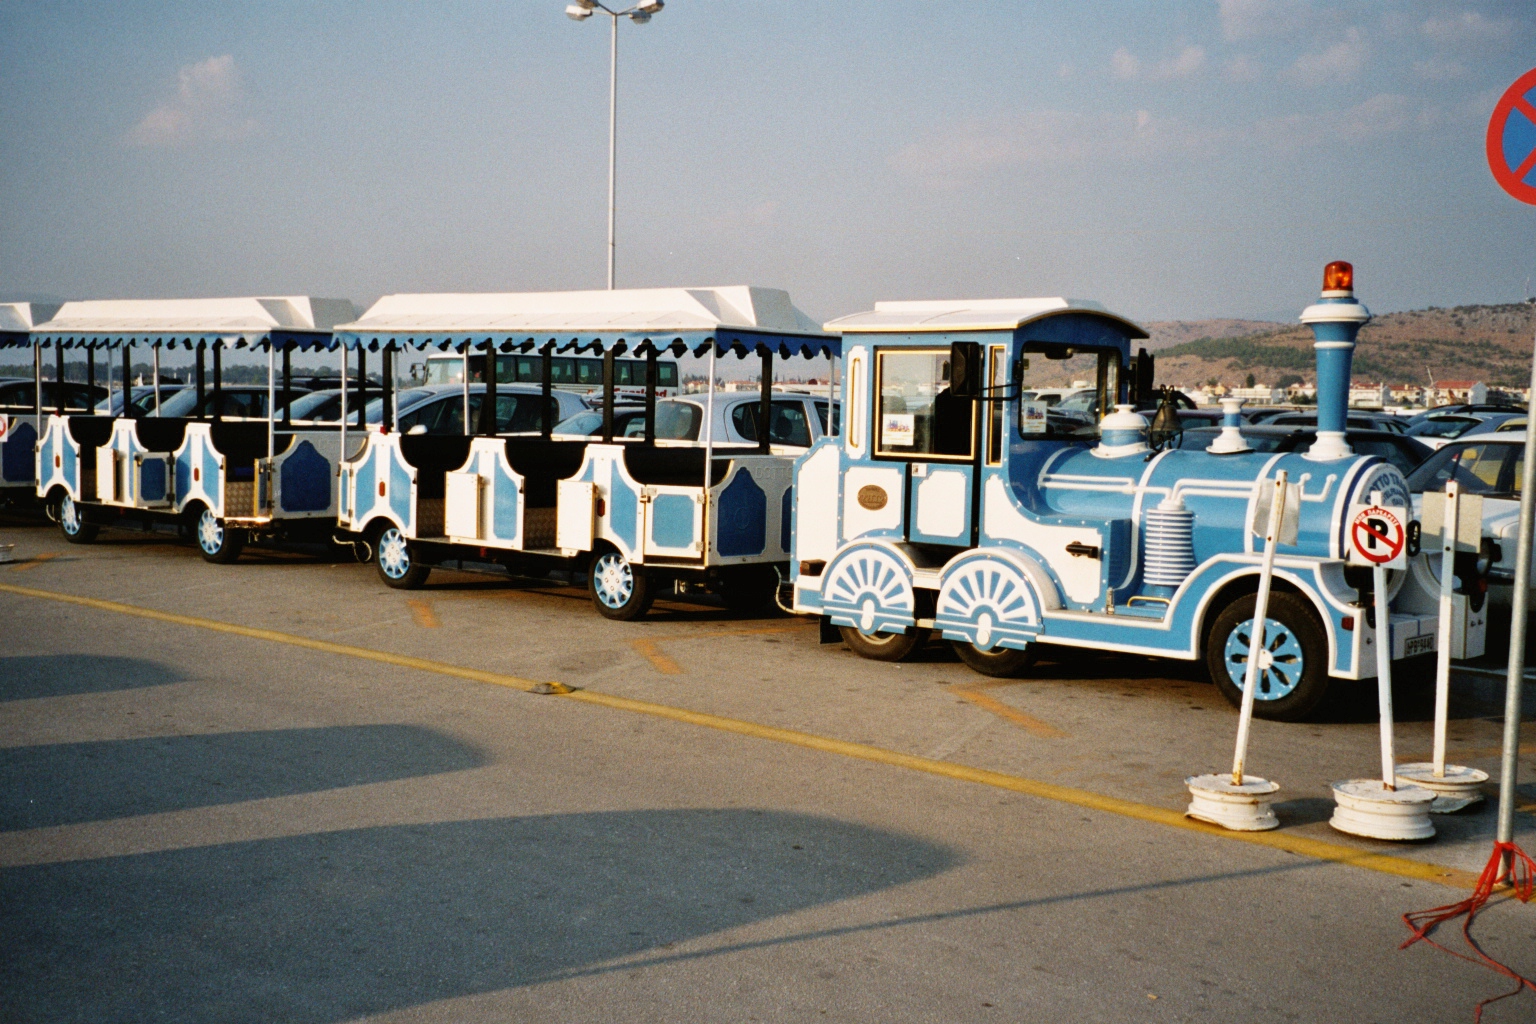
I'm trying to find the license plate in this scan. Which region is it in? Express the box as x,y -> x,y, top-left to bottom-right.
1404,634 -> 1436,657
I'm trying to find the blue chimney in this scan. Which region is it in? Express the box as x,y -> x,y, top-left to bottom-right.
1300,261 -> 1370,461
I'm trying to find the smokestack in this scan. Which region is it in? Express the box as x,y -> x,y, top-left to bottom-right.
1300,261 -> 1370,461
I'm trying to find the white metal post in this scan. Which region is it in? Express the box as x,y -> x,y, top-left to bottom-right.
607,10 -> 617,290
462,343 -> 471,435
152,344 -> 161,416
267,344 -> 276,461
1370,489 -> 1397,790
1432,481 -> 1459,777
702,345 -> 717,496
1232,471 -> 1287,786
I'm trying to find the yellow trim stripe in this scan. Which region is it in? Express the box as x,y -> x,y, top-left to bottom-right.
0,581 -> 1482,890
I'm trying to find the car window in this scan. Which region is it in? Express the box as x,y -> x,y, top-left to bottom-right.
1408,416 -> 1478,439
814,400 -> 839,435
654,401 -> 702,441
731,400 -> 814,447
0,383 -> 29,408
1406,443 -> 1522,497
554,410 -> 602,436
1496,418 -> 1527,432
1351,439 -> 1424,476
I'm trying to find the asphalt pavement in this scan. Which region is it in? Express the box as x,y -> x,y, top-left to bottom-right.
2,513 -> 1533,1022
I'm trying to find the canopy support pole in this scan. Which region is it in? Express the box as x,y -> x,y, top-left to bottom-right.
356,349 -> 368,431
281,345 -> 291,427
479,340 -> 496,436
152,344 -> 161,417
33,340 -> 41,425
829,353 -> 836,438
195,342 -> 206,415
644,344 -> 657,445
87,348 -> 95,395
601,348 -> 615,443
122,344 -> 131,416
339,344 -> 348,466
54,343 -> 65,415
381,345 -> 395,433
541,344 -> 554,439
758,348 -> 773,454
461,343 -> 470,436
703,344 -> 717,501
266,343 -> 275,463
212,345 -> 223,422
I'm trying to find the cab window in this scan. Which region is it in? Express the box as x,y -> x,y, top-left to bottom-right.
731,400 -> 814,447
874,349 -> 973,459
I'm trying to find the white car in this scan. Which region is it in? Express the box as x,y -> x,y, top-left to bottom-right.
1407,432 -> 1532,608
554,392 -> 836,450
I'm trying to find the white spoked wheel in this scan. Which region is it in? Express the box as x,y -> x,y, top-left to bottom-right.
57,494 -> 98,544
375,526 -> 429,589
196,508 -> 245,564
590,549 -> 653,621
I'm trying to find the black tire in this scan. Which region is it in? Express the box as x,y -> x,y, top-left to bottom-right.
56,494 -> 99,544
952,641 -> 1038,678
1206,590 -> 1331,721
589,547 -> 654,621
839,625 -> 932,662
374,525 -> 431,589
194,507 -> 246,564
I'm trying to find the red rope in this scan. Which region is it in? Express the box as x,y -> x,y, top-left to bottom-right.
1400,841 -> 1536,1021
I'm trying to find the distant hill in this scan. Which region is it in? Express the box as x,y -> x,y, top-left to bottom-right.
1150,302 -> 1536,389
1138,318 -> 1285,353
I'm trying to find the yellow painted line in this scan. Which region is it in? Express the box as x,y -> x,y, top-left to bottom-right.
10,552 -> 59,572
0,582 -> 568,696
630,638 -> 683,675
406,599 -> 440,629
952,681 -> 1068,739
0,580 -> 1482,890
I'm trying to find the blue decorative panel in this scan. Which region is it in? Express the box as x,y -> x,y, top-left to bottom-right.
353,452 -> 375,521
139,458 -> 167,502
175,449 -> 191,500
388,449 -> 413,526
494,463 -> 519,539
608,474 -> 637,552
201,442 -> 221,497
279,441 -> 331,513
716,470 -> 767,557
3,422 -> 37,482
62,434 -> 76,491
651,493 -> 695,549
780,484 -> 793,552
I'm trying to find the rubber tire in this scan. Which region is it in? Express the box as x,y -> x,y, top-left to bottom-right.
375,526 -> 431,590
839,625 -> 932,662
195,508 -> 246,564
1205,590 -> 1331,722
953,641 -> 1038,678
57,495 -> 99,544
589,549 -> 654,621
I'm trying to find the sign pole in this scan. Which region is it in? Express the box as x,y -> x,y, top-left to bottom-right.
1433,481 -> 1459,777
1374,554 -> 1396,790
1232,471 -> 1288,786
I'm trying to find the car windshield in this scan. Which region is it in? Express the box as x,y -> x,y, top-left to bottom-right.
654,400 -> 702,441
1349,438 -> 1427,475
1406,443 -> 1523,498
284,390 -> 347,422
363,389 -> 434,425
1055,390 -> 1096,415
1408,416 -> 1478,439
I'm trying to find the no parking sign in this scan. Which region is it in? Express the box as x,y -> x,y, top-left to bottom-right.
1347,502 -> 1408,569
1487,66 -> 1536,205
0,414 -> 8,443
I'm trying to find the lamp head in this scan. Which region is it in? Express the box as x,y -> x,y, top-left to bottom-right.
629,10 -> 651,22
565,2 -> 594,19
637,0 -> 664,10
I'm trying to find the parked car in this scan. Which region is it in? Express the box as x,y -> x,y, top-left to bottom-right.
554,392 -> 837,449
1406,402 -> 1525,427
1405,411 -> 1523,449
93,384 -> 189,416
390,384 -> 591,435
0,380 -> 108,413
154,385 -> 318,420
1262,410 -> 1407,434
1175,425 -> 1433,476
1459,415 -> 1529,437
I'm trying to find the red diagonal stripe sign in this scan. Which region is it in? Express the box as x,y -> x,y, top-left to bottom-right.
1487,66 -> 1536,205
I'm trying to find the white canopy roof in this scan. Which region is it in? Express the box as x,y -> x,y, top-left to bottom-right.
0,302 -> 62,333
825,297 -> 1147,337
34,296 -> 356,334
342,286 -> 826,337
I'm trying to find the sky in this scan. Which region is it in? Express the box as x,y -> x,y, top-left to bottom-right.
2,0 -> 1534,338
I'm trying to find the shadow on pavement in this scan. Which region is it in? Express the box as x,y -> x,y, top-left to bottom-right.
0,725 -> 485,830
0,654 -> 188,703
0,809 -> 959,1023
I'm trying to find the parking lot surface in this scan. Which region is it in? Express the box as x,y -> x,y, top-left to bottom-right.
2,514 -> 1534,1022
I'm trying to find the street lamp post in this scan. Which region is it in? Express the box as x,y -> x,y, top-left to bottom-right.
565,0 -> 664,290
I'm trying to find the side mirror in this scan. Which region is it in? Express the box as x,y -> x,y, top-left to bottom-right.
949,342 -> 982,399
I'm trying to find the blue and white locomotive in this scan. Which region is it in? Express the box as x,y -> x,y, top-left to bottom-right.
791,265 -> 1478,719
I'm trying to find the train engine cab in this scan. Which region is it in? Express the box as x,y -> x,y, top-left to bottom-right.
791,278 -> 1475,720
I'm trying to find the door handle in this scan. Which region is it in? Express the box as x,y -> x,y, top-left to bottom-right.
1066,541 -> 1100,559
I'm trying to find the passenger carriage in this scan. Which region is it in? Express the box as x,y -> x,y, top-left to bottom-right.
791,268 -> 1481,719
331,286 -> 836,619
0,303 -> 63,502
32,297 -> 358,559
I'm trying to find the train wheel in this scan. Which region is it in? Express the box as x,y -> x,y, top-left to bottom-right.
375,526 -> 430,589
590,549 -> 653,621
196,508 -> 246,564
57,495 -> 99,544
839,625 -> 931,662
1206,591 -> 1330,721
952,641 -> 1038,678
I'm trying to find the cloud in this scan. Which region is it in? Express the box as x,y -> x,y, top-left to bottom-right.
1281,28 -> 1366,86
1110,44 -> 1205,81
1110,47 -> 1140,81
1254,93 -> 1441,147
1223,55 -> 1264,82
890,108 -> 1199,186
125,55 -> 258,147
1413,56 -> 1467,81
1420,11 -> 1511,47
1216,0 -> 1312,42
